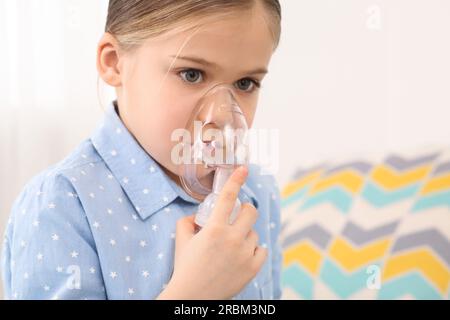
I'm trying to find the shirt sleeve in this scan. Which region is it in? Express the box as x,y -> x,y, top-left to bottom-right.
269,176 -> 283,300
1,173 -> 106,300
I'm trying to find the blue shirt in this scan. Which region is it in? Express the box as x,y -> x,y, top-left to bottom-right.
1,101 -> 282,300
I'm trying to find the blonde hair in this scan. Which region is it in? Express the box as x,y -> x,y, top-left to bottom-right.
105,0 -> 282,52
98,0 -> 281,109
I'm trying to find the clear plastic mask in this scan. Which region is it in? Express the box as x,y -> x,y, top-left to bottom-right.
175,83 -> 250,227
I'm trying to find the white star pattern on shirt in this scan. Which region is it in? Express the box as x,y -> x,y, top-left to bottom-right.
116,127 -> 122,134
110,149 -> 117,156
1,102 -> 277,300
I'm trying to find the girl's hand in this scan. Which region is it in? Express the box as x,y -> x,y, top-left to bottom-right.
157,166 -> 267,300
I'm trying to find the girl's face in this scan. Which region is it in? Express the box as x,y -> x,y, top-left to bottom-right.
99,4 -> 275,187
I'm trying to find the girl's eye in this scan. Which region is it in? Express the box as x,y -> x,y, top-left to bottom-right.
235,78 -> 261,93
179,69 -> 203,84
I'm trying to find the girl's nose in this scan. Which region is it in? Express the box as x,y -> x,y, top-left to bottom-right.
196,83 -> 244,129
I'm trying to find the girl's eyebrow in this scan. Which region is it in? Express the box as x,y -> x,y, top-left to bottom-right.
168,54 -> 268,75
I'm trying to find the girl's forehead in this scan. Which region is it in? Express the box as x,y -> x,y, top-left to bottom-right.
143,15 -> 274,67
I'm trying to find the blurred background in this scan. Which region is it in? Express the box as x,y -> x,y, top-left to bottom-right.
1,0 -> 449,298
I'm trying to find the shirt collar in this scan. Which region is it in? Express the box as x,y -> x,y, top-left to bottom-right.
90,101 -> 258,221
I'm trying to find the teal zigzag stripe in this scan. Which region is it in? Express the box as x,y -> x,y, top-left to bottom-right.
298,187 -> 353,213
281,187 -> 308,208
281,263 -> 314,299
378,272 -> 442,299
361,182 -> 420,207
319,259 -> 380,299
411,191 -> 450,212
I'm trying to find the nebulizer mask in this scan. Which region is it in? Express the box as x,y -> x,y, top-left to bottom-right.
176,83 -> 250,228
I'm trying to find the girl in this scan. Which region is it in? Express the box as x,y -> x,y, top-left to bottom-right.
1,0 -> 282,300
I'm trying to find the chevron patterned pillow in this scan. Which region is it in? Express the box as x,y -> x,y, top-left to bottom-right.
280,147 -> 450,299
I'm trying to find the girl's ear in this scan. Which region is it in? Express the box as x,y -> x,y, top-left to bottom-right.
97,33 -> 123,87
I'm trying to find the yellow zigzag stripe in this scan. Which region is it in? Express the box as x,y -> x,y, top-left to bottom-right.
310,170 -> 364,195
282,171 -> 322,198
382,249 -> 450,293
329,238 -> 391,272
420,173 -> 450,195
371,165 -> 431,190
282,241 -> 322,275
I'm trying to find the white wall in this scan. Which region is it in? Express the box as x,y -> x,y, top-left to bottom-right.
254,0 -> 450,186
1,0 -> 450,299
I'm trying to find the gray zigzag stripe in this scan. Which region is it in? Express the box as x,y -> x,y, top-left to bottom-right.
342,221 -> 399,246
391,229 -> 450,265
325,161 -> 373,176
384,152 -> 440,171
292,164 -> 327,180
281,224 -> 331,250
432,160 -> 450,176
